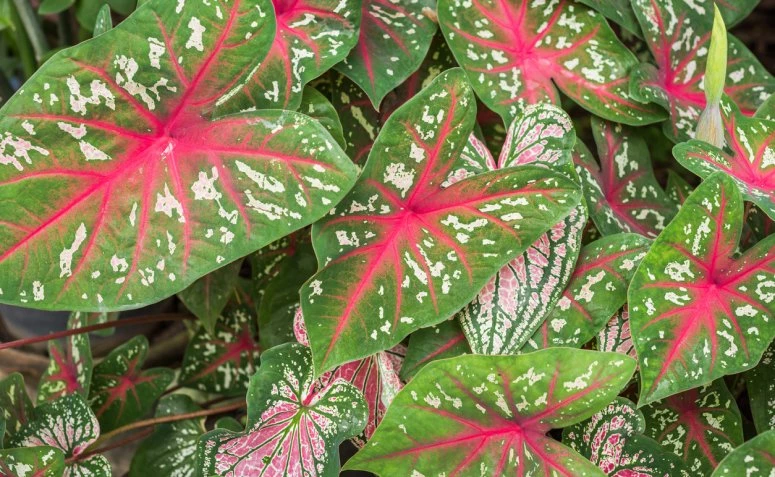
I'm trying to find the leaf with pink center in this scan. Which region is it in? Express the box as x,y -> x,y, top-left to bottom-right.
345,348 -> 636,476
301,69 -> 582,373
438,0 -> 666,125
673,96 -> 775,220
629,173 -> 775,405
574,118 -> 676,238
333,0 -> 437,108
37,313 -> 93,404
180,305 -> 261,396
563,397 -> 688,477
196,342 -> 368,477
522,233 -> 650,351
597,307 -> 637,361
177,258 -> 243,334
457,104 -> 587,355
0,374 -> 34,442
400,319 -> 470,381
711,430 -> 775,477
89,335 -> 174,432
0,0 -> 358,311
0,447 -> 65,477
630,0 -> 774,142
642,379 -> 743,475
746,342 -> 775,433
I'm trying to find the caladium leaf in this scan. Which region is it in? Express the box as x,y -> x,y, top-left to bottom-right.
574,118 -> 676,238
301,68 -> 582,372
9,394 -> 110,477
629,173 -> 775,405
129,395 -> 205,477
37,312 -> 93,403
577,0 -> 642,37
345,348 -> 636,476
665,170 -> 694,206
597,307 -> 637,361
89,335 -> 174,432
400,319 -> 469,381
438,0 -> 666,125
747,342 -> 775,433
0,373 -> 33,442
219,0 -> 360,111
334,0 -> 436,108
458,104 -> 587,354
0,0 -> 358,311
630,0 -> 774,142
179,305 -> 261,395
0,446 -> 65,477
197,343 -> 368,477
563,397 -> 688,477
673,96 -> 775,220
711,430 -> 775,477
642,379 -> 743,475
298,87 -> 346,150
177,258 -> 242,334
523,233 -> 650,351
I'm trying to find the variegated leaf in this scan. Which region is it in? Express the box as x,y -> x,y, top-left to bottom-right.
711,430 -> 775,477
747,342 -> 775,433
0,374 -> 34,442
400,318 -> 469,381
37,312 -> 93,404
665,170 -> 694,206
597,307 -> 637,361
298,87 -> 346,150
0,447 -> 65,477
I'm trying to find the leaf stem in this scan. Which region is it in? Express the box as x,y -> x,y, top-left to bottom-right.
0,313 -> 195,351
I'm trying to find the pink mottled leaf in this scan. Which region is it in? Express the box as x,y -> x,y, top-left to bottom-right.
574,118 -> 676,238
630,0 -> 774,142
345,348 -> 636,476
89,335 -> 174,432
673,96 -> 775,220
301,69 -> 582,373
0,447 -> 65,477
563,397 -> 689,477
711,430 -> 775,477
400,318 -> 469,381
630,173 -> 775,404
597,307 -> 637,361
196,343 -> 368,477
37,312 -> 93,404
642,379 -> 743,475
438,0 -> 666,125
0,0 -> 358,311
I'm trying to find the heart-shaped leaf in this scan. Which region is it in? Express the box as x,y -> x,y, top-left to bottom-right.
574,118 -> 676,238
400,318 -> 469,381
89,335 -> 174,432
563,397 -> 688,477
334,0 -> 437,108
0,446 -> 65,477
129,395 -> 205,477
629,173 -> 775,404
597,307 -> 637,361
301,68 -> 581,372
523,233 -> 650,351
711,430 -> 775,477
458,104 -> 587,354
345,348 -> 636,476
673,96 -> 775,220
438,0 -> 666,125
0,373 -> 34,442
630,0 -> 774,142
577,0 -> 642,37
747,342 -> 774,433
642,379 -> 743,475
0,0 -> 358,311
37,311 -> 93,404
197,343 -> 367,477
179,305 -> 261,396
177,258 -> 242,334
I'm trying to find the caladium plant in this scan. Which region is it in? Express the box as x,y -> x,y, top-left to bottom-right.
0,0 -> 772,475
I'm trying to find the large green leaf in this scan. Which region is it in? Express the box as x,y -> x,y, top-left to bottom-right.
0,446 -> 65,477
711,430 -> 775,477
0,0 -> 358,311
197,343 -> 367,476
438,0 -> 666,125
629,173 -> 775,404
747,342 -> 775,433
37,312 -> 93,403
301,68 -> 582,372
345,348 -> 636,476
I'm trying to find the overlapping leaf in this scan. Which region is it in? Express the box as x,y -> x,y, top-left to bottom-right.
629,173 -> 775,404
0,373 -> 33,443
642,379 -> 743,475
597,307 -> 637,360
89,335 -> 174,432
37,311 -> 93,404
630,0 -> 774,142
438,0 -> 665,125
298,87 -> 346,149
197,343 -> 367,477
177,258 -> 242,334
674,96 -> 775,220
523,233 -> 650,351
747,342 -> 775,432
400,318 -> 469,381
0,0 -> 358,310
0,446 -> 64,477
711,430 -> 775,477
665,170 -> 694,206
563,398 -> 688,476
345,348 -> 636,476
574,118 -> 676,238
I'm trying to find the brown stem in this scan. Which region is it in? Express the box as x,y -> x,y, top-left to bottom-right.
0,313 -> 194,351
66,428 -> 154,465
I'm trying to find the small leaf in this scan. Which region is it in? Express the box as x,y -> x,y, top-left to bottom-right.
37,312 -> 93,404
89,335 -> 174,432
711,430 -> 775,477
665,171 -> 694,207
630,173 -> 775,404
38,0 -> 75,15
643,380 -> 743,475
298,87 -> 346,150
577,0 -> 642,37
0,446 -> 65,477
93,4 -> 113,37
345,348 -> 636,475
597,307 -> 637,361
0,373 -> 33,443
177,258 -> 243,334
400,319 -> 469,381
746,342 -> 775,433
197,343 -> 368,476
